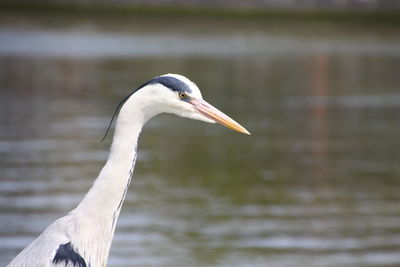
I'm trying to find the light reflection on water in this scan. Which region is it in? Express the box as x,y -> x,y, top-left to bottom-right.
1,15 -> 400,267
1,29 -> 400,58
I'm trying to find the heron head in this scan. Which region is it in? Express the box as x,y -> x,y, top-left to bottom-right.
103,74 -> 250,141
140,74 -> 250,135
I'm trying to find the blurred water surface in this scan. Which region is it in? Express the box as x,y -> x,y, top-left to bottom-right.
0,14 -> 400,267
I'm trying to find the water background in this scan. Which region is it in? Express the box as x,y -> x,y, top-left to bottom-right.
1,13 -> 400,267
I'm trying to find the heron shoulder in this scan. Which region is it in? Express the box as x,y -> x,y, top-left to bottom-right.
7,216 -> 74,267
52,242 -> 86,267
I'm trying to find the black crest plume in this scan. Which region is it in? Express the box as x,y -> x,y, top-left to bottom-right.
101,92 -> 134,142
101,75 -> 191,141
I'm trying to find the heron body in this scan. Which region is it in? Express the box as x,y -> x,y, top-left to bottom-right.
8,74 -> 249,267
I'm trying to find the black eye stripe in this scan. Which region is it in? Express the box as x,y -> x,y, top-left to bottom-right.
137,76 -> 192,94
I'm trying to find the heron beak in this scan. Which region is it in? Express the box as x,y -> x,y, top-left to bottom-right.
189,98 -> 250,135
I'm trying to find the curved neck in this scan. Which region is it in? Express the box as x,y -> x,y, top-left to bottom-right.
71,92 -> 153,266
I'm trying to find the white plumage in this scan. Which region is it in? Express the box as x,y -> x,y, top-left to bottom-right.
8,74 -> 249,267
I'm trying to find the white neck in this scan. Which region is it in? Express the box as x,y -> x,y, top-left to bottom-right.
70,91 -> 156,266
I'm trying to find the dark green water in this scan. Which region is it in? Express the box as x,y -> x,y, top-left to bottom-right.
0,14 -> 400,267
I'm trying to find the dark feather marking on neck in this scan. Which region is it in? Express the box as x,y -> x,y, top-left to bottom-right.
111,154 -> 137,230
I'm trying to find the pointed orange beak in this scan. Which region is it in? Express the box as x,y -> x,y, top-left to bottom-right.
189,98 -> 250,135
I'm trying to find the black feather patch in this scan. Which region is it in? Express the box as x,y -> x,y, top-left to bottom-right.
52,242 -> 87,267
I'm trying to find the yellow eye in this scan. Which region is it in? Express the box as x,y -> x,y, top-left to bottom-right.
178,92 -> 187,99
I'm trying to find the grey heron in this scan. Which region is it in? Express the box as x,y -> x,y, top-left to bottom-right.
8,74 -> 250,267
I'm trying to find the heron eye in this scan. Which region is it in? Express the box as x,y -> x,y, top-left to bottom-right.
178,92 -> 187,99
